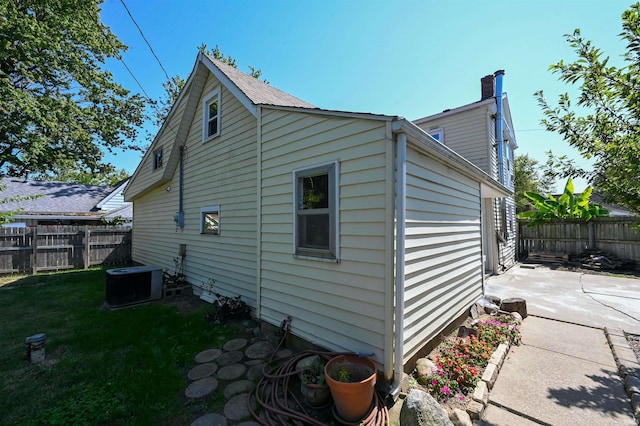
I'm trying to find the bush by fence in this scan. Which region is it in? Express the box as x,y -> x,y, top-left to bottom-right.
518,217 -> 640,263
0,225 -> 131,274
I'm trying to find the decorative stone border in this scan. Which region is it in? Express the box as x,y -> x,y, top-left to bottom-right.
604,326 -> 640,423
465,342 -> 510,420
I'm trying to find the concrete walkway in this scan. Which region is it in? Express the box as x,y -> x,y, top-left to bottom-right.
481,265 -> 639,425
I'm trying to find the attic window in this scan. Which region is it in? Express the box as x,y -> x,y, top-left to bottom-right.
153,148 -> 163,170
428,128 -> 444,143
202,88 -> 221,141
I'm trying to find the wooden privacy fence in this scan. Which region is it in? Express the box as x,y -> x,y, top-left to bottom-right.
518,217 -> 640,263
0,225 -> 132,274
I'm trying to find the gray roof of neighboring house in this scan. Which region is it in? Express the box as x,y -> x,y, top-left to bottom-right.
0,178 -> 113,216
203,53 -> 316,109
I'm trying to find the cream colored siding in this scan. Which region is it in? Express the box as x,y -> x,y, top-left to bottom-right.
416,107 -> 491,174
260,108 -> 390,358
402,145 -> 483,363
131,72 -> 258,306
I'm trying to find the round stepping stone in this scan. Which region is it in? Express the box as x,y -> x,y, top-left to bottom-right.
236,422 -> 260,426
223,338 -> 247,352
274,348 -> 293,359
224,379 -> 255,400
246,362 -> 266,381
217,363 -> 247,381
224,393 -> 257,421
195,348 -> 222,363
245,341 -> 275,359
187,362 -> 218,381
216,350 -> 244,366
185,377 -> 219,399
190,413 -> 227,426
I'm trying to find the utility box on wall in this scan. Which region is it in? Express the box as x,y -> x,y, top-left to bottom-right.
105,265 -> 163,308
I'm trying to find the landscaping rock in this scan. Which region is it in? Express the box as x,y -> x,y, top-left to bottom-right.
500,298 -> 527,319
481,363 -> 498,389
450,408 -> 473,426
187,362 -> 218,381
217,363 -> 247,381
185,377 -> 219,399
416,358 -> 437,376
472,380 -> 488,405
465,400 -> 484,420
216,350 -> 244,366
194,348 -> 222,363
510,312 -> 523,324
190,413 -> 227,426
400,389 -> 453,426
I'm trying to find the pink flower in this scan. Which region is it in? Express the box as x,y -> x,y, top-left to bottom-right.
440,386 -> 451,395
431,379 -> 437,386
459,396 -> 465,401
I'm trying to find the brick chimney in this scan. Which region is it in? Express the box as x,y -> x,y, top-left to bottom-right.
481,74 -> 495,100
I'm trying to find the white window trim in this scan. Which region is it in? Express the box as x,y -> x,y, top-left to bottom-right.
428,127 -> 444,143
200,205 -> 220,235
292,161 -> 340,262
202,88 -> 221,142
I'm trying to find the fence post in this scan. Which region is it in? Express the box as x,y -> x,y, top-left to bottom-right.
31,227 -> 38,275
588,221 -> 596,249
83,225 -> 90,269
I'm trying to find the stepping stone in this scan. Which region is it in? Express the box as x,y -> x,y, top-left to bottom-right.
224,379 -> 255,400
224,393 -> 257,422
185,377 -> 219,399
245,341 -> 275,359
217,350 -> 244,366
217,363 -> 247,381
274,348 -> 293,359
190,413 -> 227,426
246,362 -> 266,381
223,338 -> 248,352
195,348 -> 222,363
187,362 -> 218,381
236,422 -> 260,426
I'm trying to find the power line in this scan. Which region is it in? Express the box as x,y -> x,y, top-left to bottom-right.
118,56 -> 152,100
119,0 -> 171,81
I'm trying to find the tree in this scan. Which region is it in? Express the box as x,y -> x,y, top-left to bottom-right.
0,0 -> 145,177
535,2 -> 640,214
517,178 -> 609,226
514,154 -> 554,212
31,162 -> 129,186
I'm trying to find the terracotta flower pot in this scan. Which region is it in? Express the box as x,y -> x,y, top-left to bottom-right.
324,354 -> 377,422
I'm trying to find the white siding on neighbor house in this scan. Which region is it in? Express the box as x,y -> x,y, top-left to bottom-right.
131,72 -> 258,306
98,187 -> 128,212
402,145 -> 483,363
259,108 -> 392,360
416,106 -> 492,175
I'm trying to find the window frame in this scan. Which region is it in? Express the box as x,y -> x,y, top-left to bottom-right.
202,88 -> 221,142
200,205 -> 220,235
153,148 -> 163,170
428,127 -> 444,143
293,161 -> 340,261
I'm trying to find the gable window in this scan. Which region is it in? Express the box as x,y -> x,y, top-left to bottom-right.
202,88 -> 221,141
294,162 -> 339,260
428,127 -> 444,143
200,206 -> 220,235
153,148 -> 163,170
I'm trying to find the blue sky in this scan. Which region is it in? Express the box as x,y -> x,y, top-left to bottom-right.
100,0 -> 631,192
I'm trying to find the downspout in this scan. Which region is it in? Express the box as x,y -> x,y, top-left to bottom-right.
494,70 -> 506,270
390,132 -> 407,398
175,145 -> 185,229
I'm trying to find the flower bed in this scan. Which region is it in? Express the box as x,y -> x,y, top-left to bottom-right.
412,313 -> 522,412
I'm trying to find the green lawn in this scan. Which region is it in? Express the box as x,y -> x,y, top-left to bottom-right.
0,268 -> 242,425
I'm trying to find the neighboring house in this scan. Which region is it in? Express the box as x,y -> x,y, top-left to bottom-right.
124,52 -> 510,388
413,71 -> 518,274
0,178 -> 132,226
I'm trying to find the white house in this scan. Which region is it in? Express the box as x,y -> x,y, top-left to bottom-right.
124,53 -> 510,390
414,71 -> 518,274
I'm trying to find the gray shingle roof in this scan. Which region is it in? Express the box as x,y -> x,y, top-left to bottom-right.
203,53 -> 316,109
0,178 -> 112,215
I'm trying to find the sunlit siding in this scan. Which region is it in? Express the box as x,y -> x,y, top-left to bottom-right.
402,145 -> 483,363
415,106 -> 491,174
132,72 -> 258,306
259,108 -> 391,359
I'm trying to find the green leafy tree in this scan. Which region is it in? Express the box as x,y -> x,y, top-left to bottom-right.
517,178 -> 609,226
0,0 -> 145,177
514,154 -> 554,213
535,3 -> 640,214
32,162 -> 129,186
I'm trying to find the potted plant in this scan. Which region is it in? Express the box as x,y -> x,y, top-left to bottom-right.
297,355 -> 331,408
324,354 -> 377,422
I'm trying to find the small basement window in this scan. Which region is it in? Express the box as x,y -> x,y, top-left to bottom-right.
294,161 -> 339,260
200,206 -> 220,235
202,88 -> 221,141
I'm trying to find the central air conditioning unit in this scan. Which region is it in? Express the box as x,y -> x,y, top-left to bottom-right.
105,265 -> 163,308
